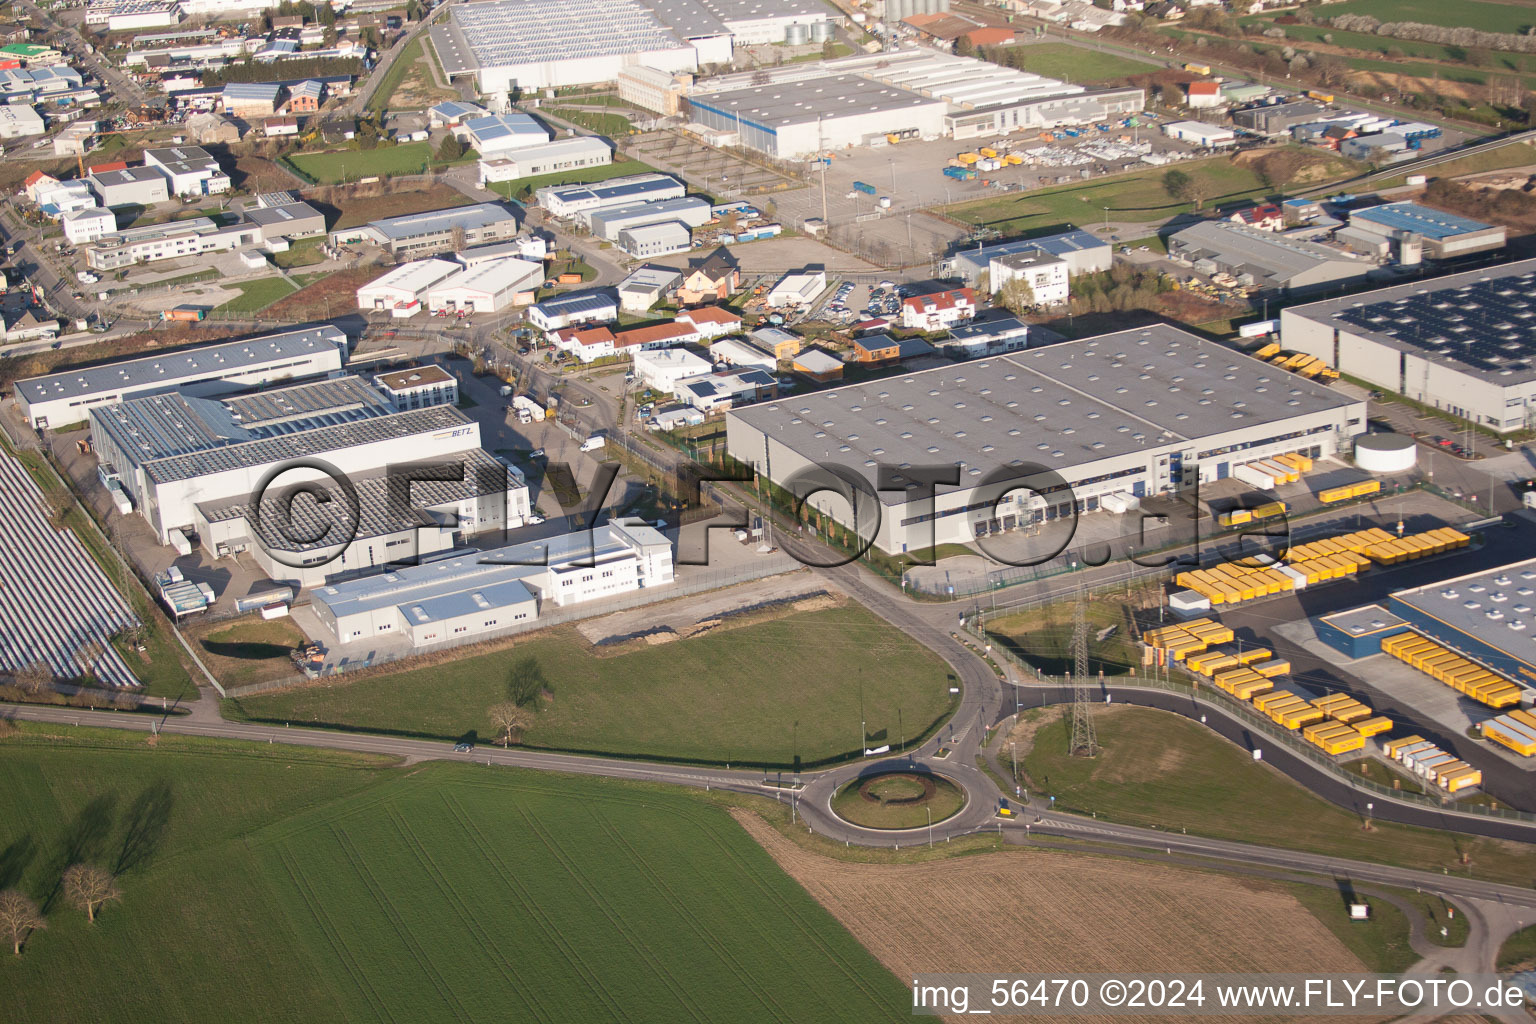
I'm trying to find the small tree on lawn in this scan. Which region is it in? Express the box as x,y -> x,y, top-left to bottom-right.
436,133 -> 464,163
0,890 -> 45,955
488,702 -> 532,747
61,864 -> 119,924
995,275 -> 1036,315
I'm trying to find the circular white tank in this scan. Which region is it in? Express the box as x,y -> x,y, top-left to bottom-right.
810,20 -> 831,41
785,22 -> 810,45
1355,432 -> 1417,474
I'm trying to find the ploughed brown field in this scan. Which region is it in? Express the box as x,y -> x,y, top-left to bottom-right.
733,811 -> 1383,1024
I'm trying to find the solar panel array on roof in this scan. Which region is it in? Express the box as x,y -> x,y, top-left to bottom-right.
1349,202 -> 1494,241
1333,270 -> 1536,375
15,327 -> 346,404
446,0 -> 682,68
531,292 -> 616,316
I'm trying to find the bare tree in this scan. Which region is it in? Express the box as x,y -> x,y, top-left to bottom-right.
450,224 -> 467,253
0,890 -> 45,955
12,660 -> 52,696
61,864 -> 119,924
488,702 -> 532,747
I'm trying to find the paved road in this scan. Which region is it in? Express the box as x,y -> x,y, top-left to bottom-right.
342,0 -> 458,117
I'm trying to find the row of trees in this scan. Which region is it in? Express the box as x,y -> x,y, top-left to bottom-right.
1329,15 -> 1536,55
0,865 -> 120,955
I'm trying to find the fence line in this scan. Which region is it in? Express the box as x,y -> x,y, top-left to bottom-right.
968,615 -> 1536,825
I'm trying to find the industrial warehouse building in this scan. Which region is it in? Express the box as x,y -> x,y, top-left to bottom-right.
617,220 -> 692,256
1388,558 -> 1536,691
429,0 -> 697,94
312,518 -> 674,646
15,326 -> 347,428
1168,220 -> 1372,295
943,228 -> 1111,287
585,196 -> 712,239
684,51 -> 1143,157
425,258 -> 544,313
477,137 -> 612,187
1344,202 -> 1506,261
428,0 -> 828,95
330,202 -> 521,257
85,216 -> 262,270
1279,260 -> 1536,433
536,173 -> 685,218
685,73 -> 949,158
357,258 -> 463,316
142,145 -> 230,197
832,50 -> 1143,140
197,448 -> 530,588
725,325 -> 1363,553
456,112 -> 552,156
89,165 -> 170,208
243,201 -> 326,242
527,291 -> 619,331
91,375 -> 487,544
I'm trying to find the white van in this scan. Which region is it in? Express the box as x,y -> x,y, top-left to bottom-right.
579,435 -> 606,453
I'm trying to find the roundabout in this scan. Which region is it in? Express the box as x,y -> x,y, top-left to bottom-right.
830,769 -> 968,831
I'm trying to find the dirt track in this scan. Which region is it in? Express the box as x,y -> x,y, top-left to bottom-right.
733,810 -> 1375,1024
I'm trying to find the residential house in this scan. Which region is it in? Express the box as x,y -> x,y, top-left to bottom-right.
674,305 -> 741,340
1228,202 -> 1283,232
288,79 -> 324,112
676,248 -> 739,305
900,288 -> 976,330
791,347 -> 842,382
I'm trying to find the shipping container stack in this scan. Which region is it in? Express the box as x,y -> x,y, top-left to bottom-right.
1383,735 -> 1483,793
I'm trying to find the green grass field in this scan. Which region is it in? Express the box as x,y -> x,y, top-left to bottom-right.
1009,43 -> 1158,83
546,107 -> 637,136
1017,707 -> 1536,885
988,599 -> 1141,677
287,142 -> 472,184
947,156 -> 1315,236
1318,0 -> 1533,34
214,276 -> 296,313
226,605 -> 956,767
0,724 -> 909,1023
1278,883 -> 1417,973
485,158 -> 662,200
1500,924 -> 1536,971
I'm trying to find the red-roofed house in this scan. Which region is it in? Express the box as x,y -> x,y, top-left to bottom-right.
1186,81 -> 1222,108
87,160 -> 127,175
1228,203 -> 1283,232
552,325 -> 617,363
853,316 -> 891,335
674,305 -> 741,340
613,321 -> 698,351
900,288 -> 976,331
966,26 -> 1016,47
22,169 -> 57,201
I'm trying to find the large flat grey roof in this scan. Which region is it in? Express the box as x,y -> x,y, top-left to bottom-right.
366,201 -> 518,240
436,0 -> 683,73
689,74 -> 945,129
1285,259 -> 1536,385
134,405 -> 471,485
729,324 -> 1353,504
16,326 -> 346,405
1172,220 -> 1363,284
199,448 -> 519,552
1391,556 -> 1536,677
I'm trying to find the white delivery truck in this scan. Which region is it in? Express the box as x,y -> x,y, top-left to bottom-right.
579,435 -> 606,453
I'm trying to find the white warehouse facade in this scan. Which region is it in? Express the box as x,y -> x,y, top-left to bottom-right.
726,325 -> 1364,554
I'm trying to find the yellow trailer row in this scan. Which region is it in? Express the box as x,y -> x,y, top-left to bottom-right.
1254,341 -> 1281,360
1381,632 -> 1522,707
1354,716 -> 1393,738
1319,479 -> 1382,504
1363,527 -> 1469,565
1481,709 -> 1536,756
1386,735 -> 1484,792
1302,719 -> 1367,755
1313,693 -> 1373,723
1286,529 -> 1394,562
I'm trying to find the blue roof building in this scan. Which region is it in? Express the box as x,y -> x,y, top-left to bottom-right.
1346,201 -> 1505,259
